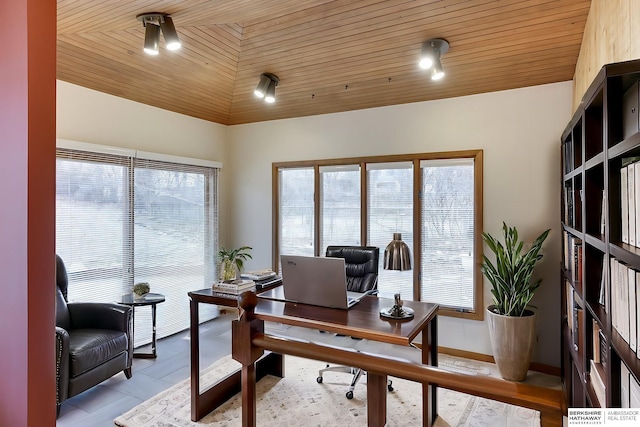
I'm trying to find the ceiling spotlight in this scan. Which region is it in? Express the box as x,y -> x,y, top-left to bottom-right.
254,74 -> 271,98
254,73 -> 279,103
160,16 -> 181,51
143,22 -> 160,55
137,13 -> 181,55
419,38 -> 449,80
431,57 -> 445,80
265,80 -> 277,103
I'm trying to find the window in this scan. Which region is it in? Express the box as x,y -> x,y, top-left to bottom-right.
320,165 -> 361,252
367,162 -> 413,297
56,144 -> 220,347
420,159 -> 475,311
273,151 -> 483,319
278,167 -> 315,257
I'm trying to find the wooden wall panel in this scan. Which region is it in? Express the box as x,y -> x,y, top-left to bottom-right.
573,0 -> 640,110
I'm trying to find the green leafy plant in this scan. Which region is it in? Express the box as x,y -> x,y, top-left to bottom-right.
218,246 -> 252,280
132,282 -> 150,296
481,223 -> 550,317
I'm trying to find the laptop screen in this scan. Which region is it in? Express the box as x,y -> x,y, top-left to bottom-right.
280,255 -> 365,309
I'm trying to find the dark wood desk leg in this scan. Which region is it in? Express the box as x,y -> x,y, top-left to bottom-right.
423,315 -> 438,427
241,363 -> 257,427
190,297 -> 201,421
233,294 -> 265,427
367,372 -> 387,427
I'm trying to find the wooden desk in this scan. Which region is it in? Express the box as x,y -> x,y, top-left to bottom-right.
248,293 -> 438,427
189,287 -> 438,426
188,286 -> 283,422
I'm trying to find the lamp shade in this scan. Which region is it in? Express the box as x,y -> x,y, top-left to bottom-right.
384,233 -> 411,270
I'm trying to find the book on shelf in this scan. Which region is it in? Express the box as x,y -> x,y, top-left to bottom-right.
566,282 -> 574,330
621,362 -> 631,408
629,162 -> 637,246
611,258 -> 638,347
592,319 -> 601,364
630,374 -> 640,408
622,165 -> 629,244
637,270 -> 640,361
636,163 -> 640,245
631,267 -> 638,353
601,190 -> 606,236
565,235 -> 582,289
590,359 -> 607,406
573,304 -> 584,353
598,260 -> 607,310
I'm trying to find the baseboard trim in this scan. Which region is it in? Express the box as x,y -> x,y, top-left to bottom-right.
438,346 -> 561,377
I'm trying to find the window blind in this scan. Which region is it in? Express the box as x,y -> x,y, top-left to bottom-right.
56,148 -> 220,348
366,162 -> 414,298
319,165 -> 361,253
278,167 -> 315,259
419,158 -> 475,309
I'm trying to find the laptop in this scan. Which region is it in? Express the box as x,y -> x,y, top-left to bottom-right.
280,255 -> 368,309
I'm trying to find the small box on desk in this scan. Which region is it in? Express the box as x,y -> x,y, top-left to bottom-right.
623,81 -> 640,140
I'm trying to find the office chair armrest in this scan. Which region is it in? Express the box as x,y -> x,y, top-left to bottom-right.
55,327 -> 70,404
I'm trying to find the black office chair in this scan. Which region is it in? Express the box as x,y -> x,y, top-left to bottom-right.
315,246 -> 393,399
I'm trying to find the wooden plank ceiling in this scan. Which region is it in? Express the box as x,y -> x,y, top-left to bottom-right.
57,0 -> 592,125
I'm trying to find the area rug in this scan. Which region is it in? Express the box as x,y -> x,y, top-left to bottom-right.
114,354 -> 540,427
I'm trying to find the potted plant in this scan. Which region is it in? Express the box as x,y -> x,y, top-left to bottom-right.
132,282 -> 150,297
218,246 -> 252,281
481,222 -> 550,381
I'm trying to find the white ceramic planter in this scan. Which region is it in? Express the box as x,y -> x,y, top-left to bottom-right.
486,305 -> 537,381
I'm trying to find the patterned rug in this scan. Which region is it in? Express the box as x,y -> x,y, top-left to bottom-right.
114,354 -> 540,427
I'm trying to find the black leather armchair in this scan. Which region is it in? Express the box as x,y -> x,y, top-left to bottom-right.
55,255 -> 133,416
317,246 -> 392,399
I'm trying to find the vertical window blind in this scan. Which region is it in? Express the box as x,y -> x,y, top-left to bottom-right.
420,158 -> 475,310
367,162 -> 414,298
278,167 -> 315,259
319,165 -> 361,253
56,147 -> 220,348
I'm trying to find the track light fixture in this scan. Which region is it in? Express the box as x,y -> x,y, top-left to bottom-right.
419,38 -> 449,80
137,13 -> 181,55
254,73 -> 279,104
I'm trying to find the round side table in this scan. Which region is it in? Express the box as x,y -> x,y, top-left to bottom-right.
119,293 -> 166,359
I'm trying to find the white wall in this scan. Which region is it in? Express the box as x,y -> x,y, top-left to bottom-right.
56,81 -> 232,244
227,81 -> 573,367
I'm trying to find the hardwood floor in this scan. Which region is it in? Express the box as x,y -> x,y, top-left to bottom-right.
56,312 -> 237,427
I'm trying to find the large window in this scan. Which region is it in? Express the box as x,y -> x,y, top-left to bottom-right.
56,144 -> 220,347
273,151 -> 483,319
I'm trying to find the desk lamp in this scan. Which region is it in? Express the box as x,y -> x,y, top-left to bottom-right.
380,233 -> 415,319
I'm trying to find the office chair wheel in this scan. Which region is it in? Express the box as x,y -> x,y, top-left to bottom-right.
346,391 -> 354,399
316,376 -> 323,383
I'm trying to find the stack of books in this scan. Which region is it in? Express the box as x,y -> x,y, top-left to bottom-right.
241,269 -> 283,289
212,279 -> 256,295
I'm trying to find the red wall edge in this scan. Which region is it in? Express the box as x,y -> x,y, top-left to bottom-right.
0,0 -> 56,425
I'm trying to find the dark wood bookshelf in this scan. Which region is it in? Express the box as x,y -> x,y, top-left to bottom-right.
561,59 -> 640,409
